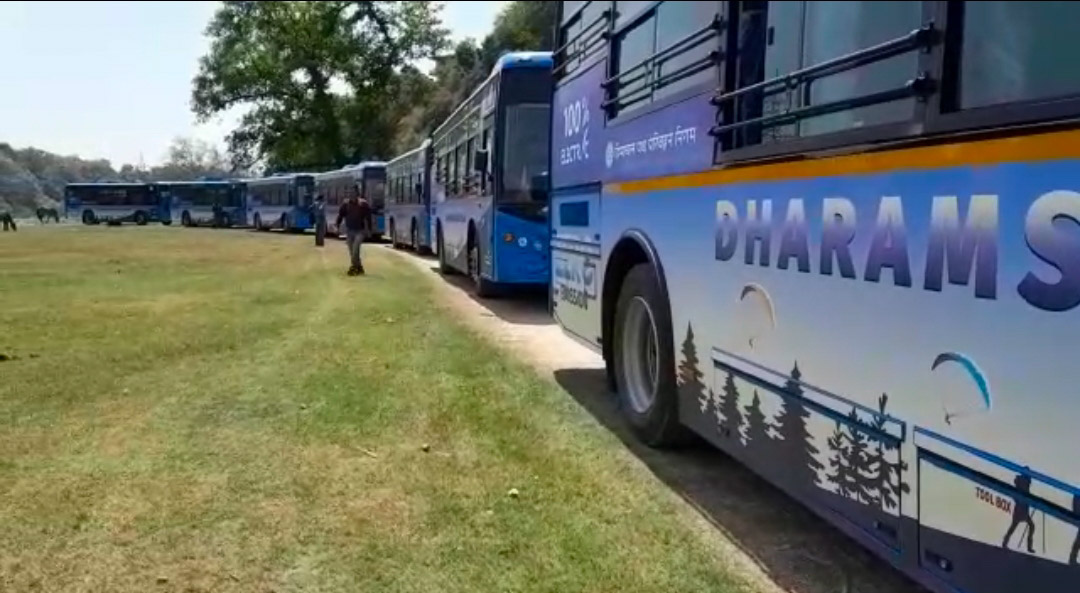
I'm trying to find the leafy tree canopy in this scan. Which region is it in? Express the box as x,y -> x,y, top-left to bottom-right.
192,1 -> 447,171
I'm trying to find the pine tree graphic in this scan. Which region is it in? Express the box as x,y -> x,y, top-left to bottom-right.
823,394 -> 910,510
825,421 -> 856,498
867,393 -> 909,509
743,389 -> 770,450
774,362 -> 825,489
714,370 -> 743,440
845,409 -> 875,504
677,323 -> 709,414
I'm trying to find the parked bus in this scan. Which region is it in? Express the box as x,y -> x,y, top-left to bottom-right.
354,161 -> 387,241
158,180 -> 246,228
550,3 -> 1080,593
314,167 -> 359,238
385,139 -> 433,252
246,173 -> 314,232
431,51 -> 553,297
65,182 -> 166,225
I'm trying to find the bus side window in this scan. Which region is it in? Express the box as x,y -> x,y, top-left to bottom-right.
730,1 -> 920,148
956,3 -> 1080,110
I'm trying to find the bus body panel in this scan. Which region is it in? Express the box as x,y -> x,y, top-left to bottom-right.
434,195 -> 488,274
595,147 -> 1080,593
550,3 -> 1080,593
492,208 -> 549,284
245,174 -> 313,231
157,181 -> 246,227
64,183 -> 167,224
386,141 -> 433,250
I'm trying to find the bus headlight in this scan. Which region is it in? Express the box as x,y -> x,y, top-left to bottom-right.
503,232 -> 515,243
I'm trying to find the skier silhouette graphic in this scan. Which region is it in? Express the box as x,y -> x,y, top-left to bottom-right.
1001,473 -> 1036,553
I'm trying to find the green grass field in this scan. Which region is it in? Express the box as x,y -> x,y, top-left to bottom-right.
0,227 -> 754,593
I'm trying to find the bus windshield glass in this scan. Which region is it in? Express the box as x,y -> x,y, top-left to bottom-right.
366,176 -> 386,209
501,103 -> 551,203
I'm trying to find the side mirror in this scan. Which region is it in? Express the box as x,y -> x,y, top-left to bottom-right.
473,149 -> 488,174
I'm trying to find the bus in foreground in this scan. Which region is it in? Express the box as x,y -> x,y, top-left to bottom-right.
431,51 -> 553,297
550,3 -> 1080,593
246,173 -> 314,232
65,182 -> 166,225
385,139 -> 432,252
158,180 -> 246,228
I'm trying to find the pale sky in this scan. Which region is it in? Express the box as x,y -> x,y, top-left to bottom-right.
0,1 -> 507,167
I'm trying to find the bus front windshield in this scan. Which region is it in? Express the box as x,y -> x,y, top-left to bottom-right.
501,103 -> 551,203
366,177 -> 386,209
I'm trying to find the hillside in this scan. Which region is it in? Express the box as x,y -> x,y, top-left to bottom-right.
0,144 -> 116,216
0,137 -> 233,217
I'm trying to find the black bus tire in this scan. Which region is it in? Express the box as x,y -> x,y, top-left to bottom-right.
469,239 -> 496,298
437,225 -> 453,275
134,211 -> 148,226
612,263 -> 691,448
82,210 -> 97,225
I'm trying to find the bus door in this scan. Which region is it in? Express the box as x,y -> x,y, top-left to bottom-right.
550,184 -> 601,349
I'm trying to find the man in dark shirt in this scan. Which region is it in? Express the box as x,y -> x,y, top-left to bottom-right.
335,188 -> 373,275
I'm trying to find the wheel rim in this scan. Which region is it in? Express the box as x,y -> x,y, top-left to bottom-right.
621,296 -> 660,414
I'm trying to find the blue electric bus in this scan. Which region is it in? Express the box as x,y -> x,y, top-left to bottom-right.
314,166 -> 360,238
550,3 -> 1080,593
246,173 -> 314,232
65,182 -> 167,225
385,139 -> 433,252
354,161 -> 387,241
431,51 -> 553,297
158,180 -> 246,228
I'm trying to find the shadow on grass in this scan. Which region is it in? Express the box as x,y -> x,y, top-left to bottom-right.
384,246 -> 553,327
553,367 -> 929,593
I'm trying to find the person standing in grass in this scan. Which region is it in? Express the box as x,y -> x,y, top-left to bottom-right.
312,194 -> 327,247
335,186 -> 373,275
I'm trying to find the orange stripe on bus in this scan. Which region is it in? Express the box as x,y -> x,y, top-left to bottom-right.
607,128 -> 1080,195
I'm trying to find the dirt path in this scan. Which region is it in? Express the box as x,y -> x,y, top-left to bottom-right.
384,245 -> 927,593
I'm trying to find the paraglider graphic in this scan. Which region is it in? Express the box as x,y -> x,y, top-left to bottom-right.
930,351 -> 992,425
738,283 -> 776,349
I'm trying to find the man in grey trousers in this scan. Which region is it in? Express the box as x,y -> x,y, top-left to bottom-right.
334,187 -> 373,276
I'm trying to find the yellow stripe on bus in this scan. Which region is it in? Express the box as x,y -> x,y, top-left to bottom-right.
607,127 -> 1080,195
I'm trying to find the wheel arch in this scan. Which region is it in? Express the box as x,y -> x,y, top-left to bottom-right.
601,229 -> 672,389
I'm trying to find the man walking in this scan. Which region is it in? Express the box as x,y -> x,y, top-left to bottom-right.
335,187 -> 373,275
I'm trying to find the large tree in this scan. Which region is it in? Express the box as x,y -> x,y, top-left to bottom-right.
192,1 -> 446,171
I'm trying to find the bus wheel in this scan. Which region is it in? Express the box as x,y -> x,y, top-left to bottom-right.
253,213 -> 263,231
181,211 -> 192,227
468,237 -> 496,298
389,220 -> 400,249
82,210 -> 97,225
134,211 -> 148,226
437,226 -> 453,275
612,263 -> 689,448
